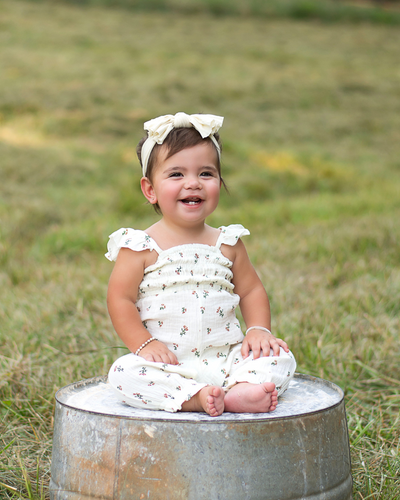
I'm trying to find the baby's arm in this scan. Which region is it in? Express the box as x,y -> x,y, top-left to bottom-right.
228,239 -> 289,358
107,248 -> 178,364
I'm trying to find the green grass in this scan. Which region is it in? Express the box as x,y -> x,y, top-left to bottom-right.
0,0 -> 399,498
22,0 -> 400,24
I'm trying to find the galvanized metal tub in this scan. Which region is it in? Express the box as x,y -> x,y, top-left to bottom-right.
50,374 -> 352,500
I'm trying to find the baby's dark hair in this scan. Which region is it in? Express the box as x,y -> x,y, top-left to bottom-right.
137,127 -> 226,214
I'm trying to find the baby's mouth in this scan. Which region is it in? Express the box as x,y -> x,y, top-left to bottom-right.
180,197 -> 203,205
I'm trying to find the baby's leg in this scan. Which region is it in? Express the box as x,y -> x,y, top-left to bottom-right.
181,386 -> 225,417
108,353 -> 211,413
224,382 -> 278,413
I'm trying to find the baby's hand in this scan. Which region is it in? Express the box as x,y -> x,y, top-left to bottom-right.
138,340 -> 179,365
241,329 -> 289,359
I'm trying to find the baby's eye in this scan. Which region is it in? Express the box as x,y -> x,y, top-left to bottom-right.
169,172 -> 183,178
200,171 -> 215,177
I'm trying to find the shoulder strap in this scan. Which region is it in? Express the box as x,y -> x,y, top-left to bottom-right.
215,224 -> 250,249
105,228 -> 162,262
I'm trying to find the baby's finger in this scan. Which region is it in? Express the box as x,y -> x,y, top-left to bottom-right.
271,338 -> 290,356
241,340 -> 250,359
260,338 -> 272,357
158,350 -> 172,365
276,338 -> 289,353
251,343 -> 261,360
142,352 -> 156,362
157,352 -> 168,364
282,341 -> 290,353
156,347 -> 176,365
167,351 -> 179,365
270,339 -> 282,357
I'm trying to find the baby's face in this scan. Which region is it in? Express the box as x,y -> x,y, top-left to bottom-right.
145,143 -> 221,226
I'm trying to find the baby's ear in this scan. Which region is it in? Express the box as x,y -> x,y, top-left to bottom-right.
140,177 -> 157,204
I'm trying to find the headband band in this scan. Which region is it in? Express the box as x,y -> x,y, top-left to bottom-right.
141,112 -> 224,176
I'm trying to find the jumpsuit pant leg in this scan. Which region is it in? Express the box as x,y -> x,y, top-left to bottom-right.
223,346 -> 297,396
108,353 -> 207,412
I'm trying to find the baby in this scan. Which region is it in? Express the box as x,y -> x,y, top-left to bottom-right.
106,112 -> 296,416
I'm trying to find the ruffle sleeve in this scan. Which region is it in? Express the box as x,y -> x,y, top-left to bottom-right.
105,228 -> 160,262
216,224 -> 250,248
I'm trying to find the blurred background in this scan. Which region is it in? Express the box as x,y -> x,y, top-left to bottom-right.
1,0 -> 399,497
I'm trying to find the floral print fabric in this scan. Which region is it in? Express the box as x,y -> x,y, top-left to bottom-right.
107,225 -> 296,412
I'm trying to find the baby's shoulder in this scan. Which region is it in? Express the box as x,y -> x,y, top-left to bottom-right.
105,227 -> 160,262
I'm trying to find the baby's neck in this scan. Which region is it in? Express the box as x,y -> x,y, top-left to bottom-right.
146,220 -> 220,250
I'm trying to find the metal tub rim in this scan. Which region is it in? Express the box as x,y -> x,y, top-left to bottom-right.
54,372 -> 344,423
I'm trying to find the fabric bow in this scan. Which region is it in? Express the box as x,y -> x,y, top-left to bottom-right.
140,112 -> 224,176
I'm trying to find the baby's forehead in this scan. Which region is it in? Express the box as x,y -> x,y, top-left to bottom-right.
156,141 -> 218,165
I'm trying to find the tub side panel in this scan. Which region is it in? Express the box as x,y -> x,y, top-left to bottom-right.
113,402 -> 351,500
50,402 -> 119,500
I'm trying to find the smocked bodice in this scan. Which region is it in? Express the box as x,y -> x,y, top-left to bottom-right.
106,225 -> 250,350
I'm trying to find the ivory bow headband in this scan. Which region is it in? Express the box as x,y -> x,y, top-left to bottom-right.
140,112 -> 224,176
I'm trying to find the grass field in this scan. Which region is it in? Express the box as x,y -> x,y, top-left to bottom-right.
0,0 -> 399,498
20,0 -> 400,24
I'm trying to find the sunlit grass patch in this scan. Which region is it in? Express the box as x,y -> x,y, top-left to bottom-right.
246,149 -> 353,197
0,123 -> 48,149
251,150 -> 309,176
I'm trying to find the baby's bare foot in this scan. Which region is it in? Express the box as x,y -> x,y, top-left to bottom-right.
200,386 -> 225,416
181,386 -> 225,416
224,382 -> 278,413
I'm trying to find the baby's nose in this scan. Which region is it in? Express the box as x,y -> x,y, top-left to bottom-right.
184,176 -> 202,189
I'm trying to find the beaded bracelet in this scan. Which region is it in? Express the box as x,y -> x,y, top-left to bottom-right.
135,337 -> 157,355
245,326 -> 272,336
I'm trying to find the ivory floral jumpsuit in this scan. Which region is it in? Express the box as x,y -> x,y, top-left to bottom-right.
106,224 -> 296,412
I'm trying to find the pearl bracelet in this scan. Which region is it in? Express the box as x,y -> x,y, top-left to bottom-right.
245,326 -> 272,336
135,337 -> 157,355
